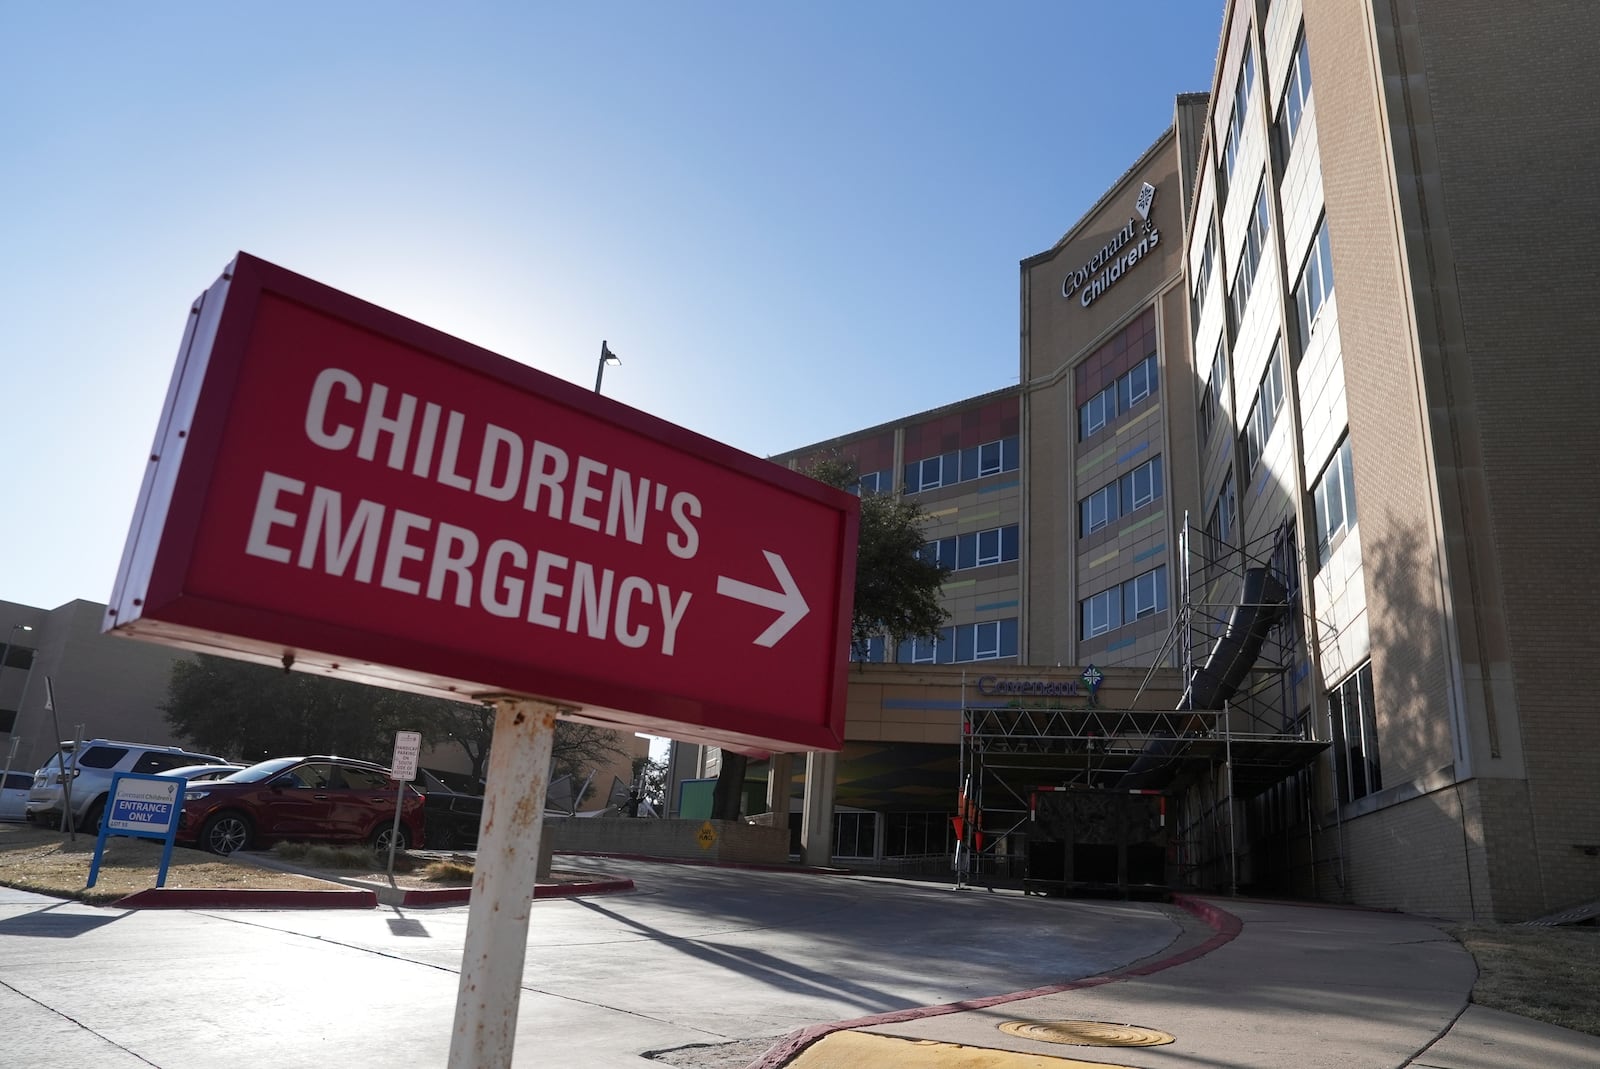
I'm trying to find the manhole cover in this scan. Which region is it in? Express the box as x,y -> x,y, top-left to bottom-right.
998,1019 -> 1176,1047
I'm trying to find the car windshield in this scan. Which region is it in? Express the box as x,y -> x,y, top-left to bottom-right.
226,757 -> 302,783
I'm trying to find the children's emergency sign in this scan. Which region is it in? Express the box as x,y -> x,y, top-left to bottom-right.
106,253 -> 858,753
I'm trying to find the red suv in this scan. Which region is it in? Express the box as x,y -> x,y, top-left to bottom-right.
175,756 -> 425,855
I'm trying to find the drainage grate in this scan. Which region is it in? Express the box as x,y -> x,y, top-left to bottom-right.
998,1019 -> 1176,1047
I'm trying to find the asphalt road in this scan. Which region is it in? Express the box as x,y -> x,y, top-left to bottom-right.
0,857 -> 1186,1068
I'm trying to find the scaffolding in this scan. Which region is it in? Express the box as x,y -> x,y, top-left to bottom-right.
955,516 -> 1327,896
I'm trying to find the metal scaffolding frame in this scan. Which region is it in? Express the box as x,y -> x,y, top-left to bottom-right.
954,516 -> 1327,895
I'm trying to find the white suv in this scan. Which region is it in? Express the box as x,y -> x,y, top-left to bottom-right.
27,739 -> 230,832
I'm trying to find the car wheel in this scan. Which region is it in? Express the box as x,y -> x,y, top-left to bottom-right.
372,824 -> 409,856
81,797 -> 107,834
201,812 -> 252,855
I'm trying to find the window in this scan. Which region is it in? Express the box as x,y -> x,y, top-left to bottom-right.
1079,385 -> 1117,439
132,752 -> 202,775
1123,455 -> 1164,512
1082,587 -> 1122,638
855,469 -> 891,495
884,812 -> 951,857
1118,354 -> 1158,411
1243,342 -> 1285,474
340,765 -> 393,790
1079,354 -> 1159,442
1295,216 -> 1335,347
1221,41 -> 1256,190
900,619 -> 1017,664
1081,484 -> 1119,536
1230,180 -> 1272,328
1209,470 -> 1237,553
849,635 -> 887,663
1199,342 -> 1227,443
1191,219 -> 1216,332
1278,32 -> 1312,159
78,746 -> 130,770
1079,458 -> 1162,537
1329,661 -> 1380,804
834,811 -> 878,859
977,440 -> 1003,477
1080,566 -> 1168,640
923,525 -> 1018,572
904,436 -> 1018,493
1312,436 -> 1358,567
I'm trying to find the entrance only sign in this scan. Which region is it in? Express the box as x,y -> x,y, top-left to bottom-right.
105,253 -> 859,754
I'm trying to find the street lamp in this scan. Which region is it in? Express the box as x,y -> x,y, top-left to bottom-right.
595,340 -> 621,393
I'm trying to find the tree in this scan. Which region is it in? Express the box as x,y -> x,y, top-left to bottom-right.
711,456 -> 950,819
164,655 -> 626,788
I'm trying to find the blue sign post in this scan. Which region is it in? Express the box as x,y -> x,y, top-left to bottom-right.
86,772 -> 185,889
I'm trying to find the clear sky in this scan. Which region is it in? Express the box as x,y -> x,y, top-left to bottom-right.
3,3 -> 1221,612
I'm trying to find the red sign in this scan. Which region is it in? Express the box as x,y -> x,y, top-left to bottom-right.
107,253 -> 859,753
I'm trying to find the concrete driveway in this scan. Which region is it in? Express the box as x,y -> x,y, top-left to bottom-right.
0,856 -> 1186,1068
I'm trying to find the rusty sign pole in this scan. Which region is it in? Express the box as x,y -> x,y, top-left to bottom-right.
448,696 -> 563,1069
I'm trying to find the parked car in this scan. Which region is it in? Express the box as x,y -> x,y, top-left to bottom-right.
158,763 -> 247,784
27,740 -> 231,831
1,771 -> 32,822
176,755 -> 425,855
414,768 -> 483,850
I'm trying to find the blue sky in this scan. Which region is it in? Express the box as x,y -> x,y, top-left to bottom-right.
3,3 -> 1221,611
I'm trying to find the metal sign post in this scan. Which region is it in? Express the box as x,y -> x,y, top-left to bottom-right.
387,730 -> 422,879
448,697 -> 560,1069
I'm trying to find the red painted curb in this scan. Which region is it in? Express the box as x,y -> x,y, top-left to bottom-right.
746,895 -> 1244,1069
114,887 -> 378,910
396,877 -> 635,907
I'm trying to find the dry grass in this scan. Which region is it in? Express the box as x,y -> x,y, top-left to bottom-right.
0,822 -> 345,905
1453,923 -> 1600,1036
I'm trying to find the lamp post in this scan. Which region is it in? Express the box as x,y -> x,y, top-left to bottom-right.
1,623 -> 36,794
594,340 -> 621,393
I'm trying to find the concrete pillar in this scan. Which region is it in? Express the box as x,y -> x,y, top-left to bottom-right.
764,752 -> 794,829
800,749 -> 837,867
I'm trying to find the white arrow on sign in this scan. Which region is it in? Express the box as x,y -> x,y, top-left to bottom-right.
716,550 -> 810,648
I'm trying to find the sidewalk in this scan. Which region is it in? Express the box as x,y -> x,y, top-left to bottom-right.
760,896 -> 1600,1069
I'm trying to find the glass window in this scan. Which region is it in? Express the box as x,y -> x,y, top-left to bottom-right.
978,441 -> 1003,476
975,528 -> 1002,566
1081,587 -> 1122,638
1081,484 -> 1119,536
1329,662 -> 1380,804
1199,342 -> 1227,443
1222,41 -> 1256,187
341,765 -> 393,790
1244,342 -> 1285,474
1295,217 -> 1335,348
833,811 -> 878,859
1313,436 -> 1357,567
1278,32 -> 1312,159
1192,219 -> 1216,332
1123,455 -> 1163,512
1079,385 -> 1117,440
1127,566 -> 1168,619
133,752 -> 201,774
78,746 -> 129,770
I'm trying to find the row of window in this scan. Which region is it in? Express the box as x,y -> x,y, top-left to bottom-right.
1079,456 -> 1165,537
900,617 -> 1020,665
1198,342 -> 1227,443
1078,353 -> 1159,441
918,525 -> 1020,572
903,436 -> 1020,494
1081,566 -> 1169,640
832,809 -> 956,860
1278,32 -> 1313,161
